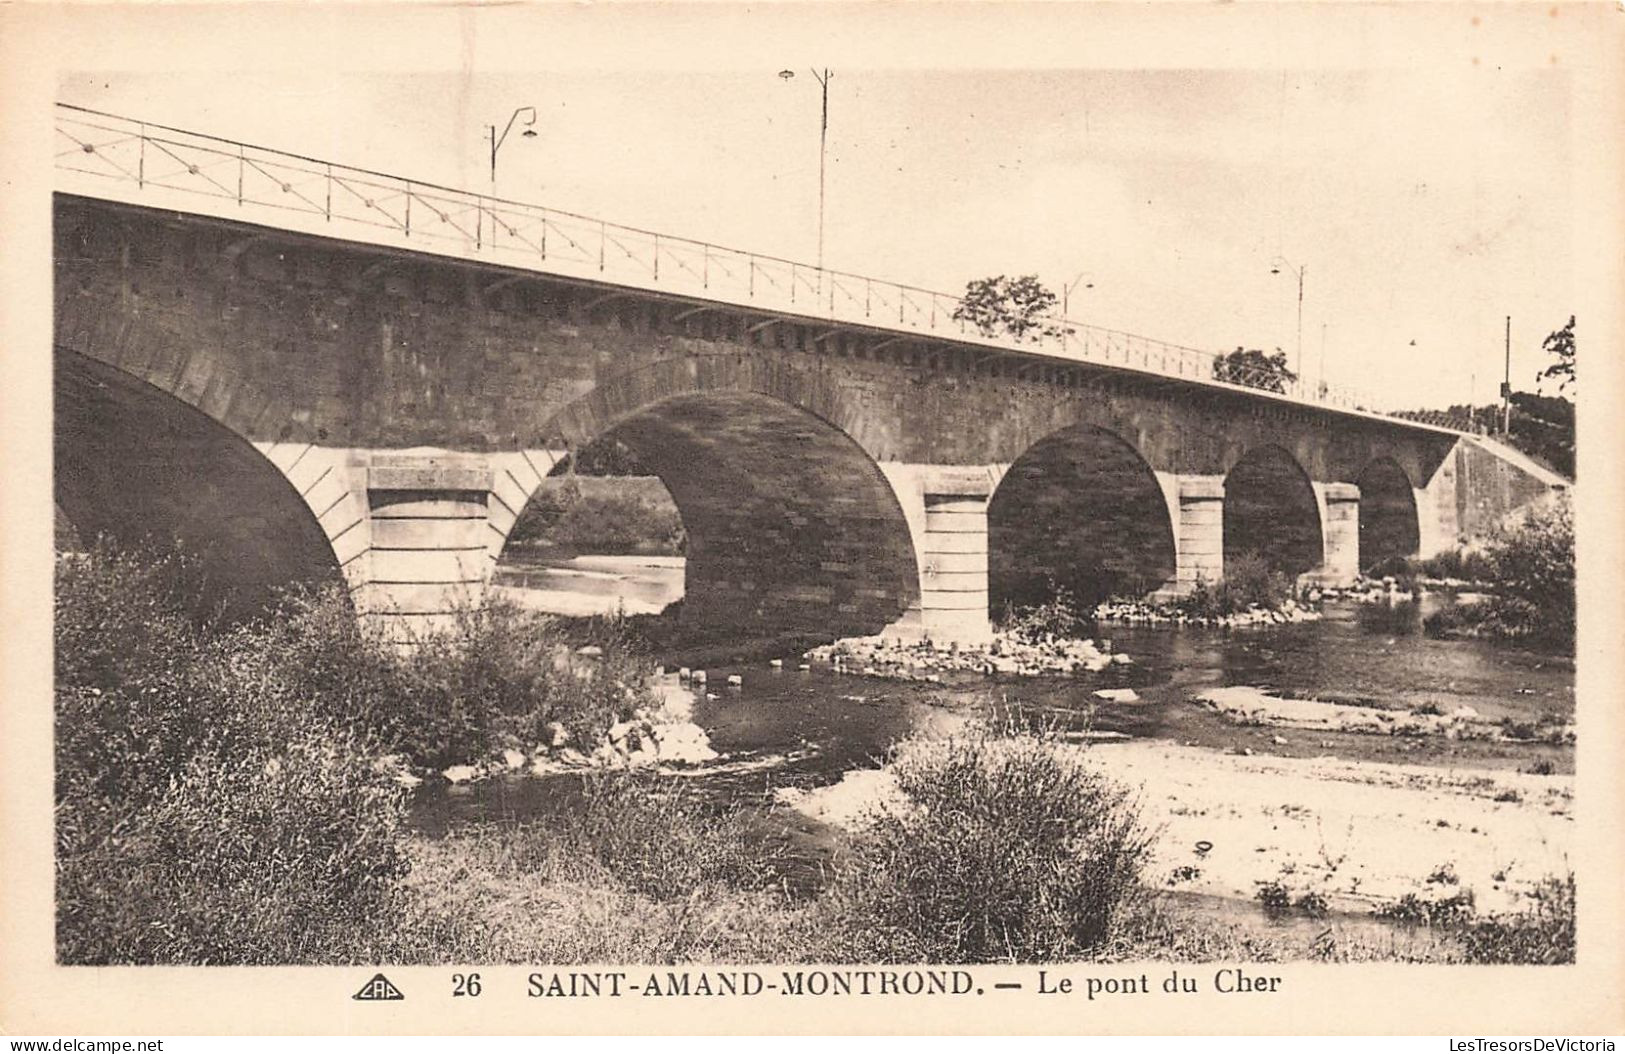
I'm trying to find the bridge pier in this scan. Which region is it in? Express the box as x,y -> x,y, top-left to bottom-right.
1310,481 -> 1362,587
1168,474 -> 1226,593
355,452 -> 498,642
878,464 -> 997,645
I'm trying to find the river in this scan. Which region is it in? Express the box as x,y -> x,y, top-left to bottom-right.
422,554 -> 1573,841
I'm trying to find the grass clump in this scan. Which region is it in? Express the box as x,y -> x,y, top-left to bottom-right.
821,723 -> 1151,963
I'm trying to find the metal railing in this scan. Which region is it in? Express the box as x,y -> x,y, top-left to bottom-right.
54,102 -> 1402,418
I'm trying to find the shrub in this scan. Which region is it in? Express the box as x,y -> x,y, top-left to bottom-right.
1175,552 -> 1293,619
823,725 -> 1150,963
234,586 -> 650,769
55,543 -> 654,963
55,546 -> 409,964
1255,880 -> 1292,919
1000,581 -> 1085,643
562,772 -> 780,900
1423,498 -> 1573,651
1460,874 -> 1575,965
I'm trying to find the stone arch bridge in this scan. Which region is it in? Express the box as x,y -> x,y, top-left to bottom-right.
54,193 -> 1562,643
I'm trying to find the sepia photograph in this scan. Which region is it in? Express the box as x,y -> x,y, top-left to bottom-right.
2,0 -> 1621,1038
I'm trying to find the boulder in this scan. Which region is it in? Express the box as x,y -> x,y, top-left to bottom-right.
442,764 -> 480,784
1092,687 -> 1141,703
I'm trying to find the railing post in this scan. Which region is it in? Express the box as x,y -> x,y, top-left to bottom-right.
404,181 -> 412,237
653,234 -> 660,281
702,244 -> 709,289
325,164 -> 332,221
475,196 -> 482,250
790,263 -> 796,304
599,221 -> 606,272
138,123 -> 146,189
865,278 -> 871,317
748,256 -> 755,298
237,144 -> 244,205
539,211 -> 546,260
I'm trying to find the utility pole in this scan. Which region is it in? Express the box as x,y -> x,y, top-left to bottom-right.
1501,315 -> 1512,435
779,67 -> 833,272
812,67 -> 831,273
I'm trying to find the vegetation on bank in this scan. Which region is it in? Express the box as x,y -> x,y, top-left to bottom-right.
1419,497 -> 1575,652
998,552 -> 1298,635
56,542 -> 1574,966
507,476 -> 686,557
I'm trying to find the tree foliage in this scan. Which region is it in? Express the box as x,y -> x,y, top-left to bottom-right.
1212,347 -> 1297,394
1538,316 -> 1575,394
951,275 -> 1071,343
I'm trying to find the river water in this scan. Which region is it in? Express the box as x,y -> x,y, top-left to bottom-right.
422,554 -> 1573,836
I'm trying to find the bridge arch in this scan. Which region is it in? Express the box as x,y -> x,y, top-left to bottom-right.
987,424 -> 1176,613
1357,457 -> 1421,572
498,356 -> 920,643
54,348 -> 342,618
1223,444 -> 1323,579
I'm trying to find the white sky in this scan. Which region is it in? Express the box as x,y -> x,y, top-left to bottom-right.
50,3 -> 1591,408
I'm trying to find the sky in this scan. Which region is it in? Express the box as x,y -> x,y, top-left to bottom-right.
48,3 -> 1593,410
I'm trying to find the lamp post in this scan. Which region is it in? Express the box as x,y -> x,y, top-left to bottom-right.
779,68 -> 832,272
1269,256 -> 1305,380
486,105 -> 538,187
1061,272 -> 1094,353
1062,272 -> 1094,320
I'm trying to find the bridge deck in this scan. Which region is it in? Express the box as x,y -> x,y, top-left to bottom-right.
53,102 -> 1459,437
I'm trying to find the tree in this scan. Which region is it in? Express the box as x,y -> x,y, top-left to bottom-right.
951,275 -> 1071,343
1538,316 -> 1575,394
1212,347 -> 1297,394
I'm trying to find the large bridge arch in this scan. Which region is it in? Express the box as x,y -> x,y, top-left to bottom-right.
492,356 -> 921,642
54,348 -> 343,617
1223,444 -> 1324,579
987,424 -> 1177,613
1358,457 -> 1422,571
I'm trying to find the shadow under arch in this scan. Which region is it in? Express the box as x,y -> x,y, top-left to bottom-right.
987,424 -> 1176,611
1357,457 -> 1421,571
505,386 -> 921,644
54,348 -> 341,619
1223,444 -> 1323,578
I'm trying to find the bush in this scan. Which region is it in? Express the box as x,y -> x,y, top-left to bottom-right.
823,725 -> 1150,963
1413,548 -> 1497,583
1175,552 -> 1293,619
1460,874 -> 1576,964
55,542 -> 655,963
55,546 -> 409,964
1423,498 -> 1574,651
229,586 -> 651,769
1000,581 -> 1085,643
562,772 -> 779,900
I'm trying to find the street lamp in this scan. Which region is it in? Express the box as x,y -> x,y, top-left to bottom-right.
1062,272 -> 1094,320
779,68 -> 832,272
487,105 -> 538,187
1269,256 -> 1306,381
